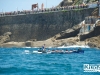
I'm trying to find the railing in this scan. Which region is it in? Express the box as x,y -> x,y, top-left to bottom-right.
0,3 -> 98,17
0,4 -> 89,17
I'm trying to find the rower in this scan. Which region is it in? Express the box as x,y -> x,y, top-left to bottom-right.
41,44 -> 45,50
78,48 -> 82,51
41,44 -> 46,53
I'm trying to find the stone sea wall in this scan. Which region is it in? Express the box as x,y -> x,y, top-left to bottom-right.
0,8 -> 95,42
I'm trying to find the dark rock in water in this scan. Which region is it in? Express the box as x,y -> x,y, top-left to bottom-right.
98,45 -> 100,49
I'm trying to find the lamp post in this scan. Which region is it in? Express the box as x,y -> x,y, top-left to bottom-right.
2,9 -> 3,16
46,0 -> 47,8
17,7 -> 18,15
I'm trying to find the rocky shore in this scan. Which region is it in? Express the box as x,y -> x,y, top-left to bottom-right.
0,22 -> 100,49
0,25 -> 100,49
0,35 -> 100,49
0,0 -> 100,49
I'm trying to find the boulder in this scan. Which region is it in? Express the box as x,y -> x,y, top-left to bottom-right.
0,32 -> 12,44
58,0 -> 73,7
3,32 -> 12,36
25,41 -> 33,47
87,42 -> 97,48
54,25 -> 81,40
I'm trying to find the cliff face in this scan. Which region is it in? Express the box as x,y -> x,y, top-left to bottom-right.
58,0 -> 97,6
0,8 -> 95,42
58,0 -> 73,7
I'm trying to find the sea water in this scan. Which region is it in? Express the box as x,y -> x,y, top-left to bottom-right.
0,47 -> 100,75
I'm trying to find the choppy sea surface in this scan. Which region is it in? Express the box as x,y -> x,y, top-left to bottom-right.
0,47 -> 100,75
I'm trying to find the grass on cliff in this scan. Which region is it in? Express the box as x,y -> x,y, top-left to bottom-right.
73,0 -> 97,5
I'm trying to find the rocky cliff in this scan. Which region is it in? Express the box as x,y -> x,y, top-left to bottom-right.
58,0 -> 98,6
0,8 -> 95,42
58,0 -> 73,7
0,32 -> 11,44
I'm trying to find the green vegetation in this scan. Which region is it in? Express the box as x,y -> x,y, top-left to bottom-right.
86,0 -> 98,3
73,0 -> 98,5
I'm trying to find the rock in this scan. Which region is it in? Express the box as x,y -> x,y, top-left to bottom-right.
0,32 -> 12,44
29,39 -> 37,41
58,0 -> 73,7
25,41 -> 33,47
0,42 -> 25,47
87,42 -> 97,48
3,32 -> 12,36
66,40 -> 76,45
51,38 -> 55,42
54,25 -> 81,40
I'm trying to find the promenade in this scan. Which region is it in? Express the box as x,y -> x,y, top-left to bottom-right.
0,3 -> 98,17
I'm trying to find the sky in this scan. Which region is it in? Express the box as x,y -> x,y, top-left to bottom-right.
0,0 -> 63,12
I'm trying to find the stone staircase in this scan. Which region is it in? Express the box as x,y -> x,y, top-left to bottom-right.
79,18 -> 100,41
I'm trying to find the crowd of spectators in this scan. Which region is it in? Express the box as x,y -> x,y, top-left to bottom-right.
0,4 -> 92,17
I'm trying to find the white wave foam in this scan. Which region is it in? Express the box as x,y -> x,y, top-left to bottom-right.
33,51 -> 42,54
22,47 -> 32,48
57,45 -> 90,48
23,47 -> 38,48
24,50 -> 30,54
33,51 -> 38,53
